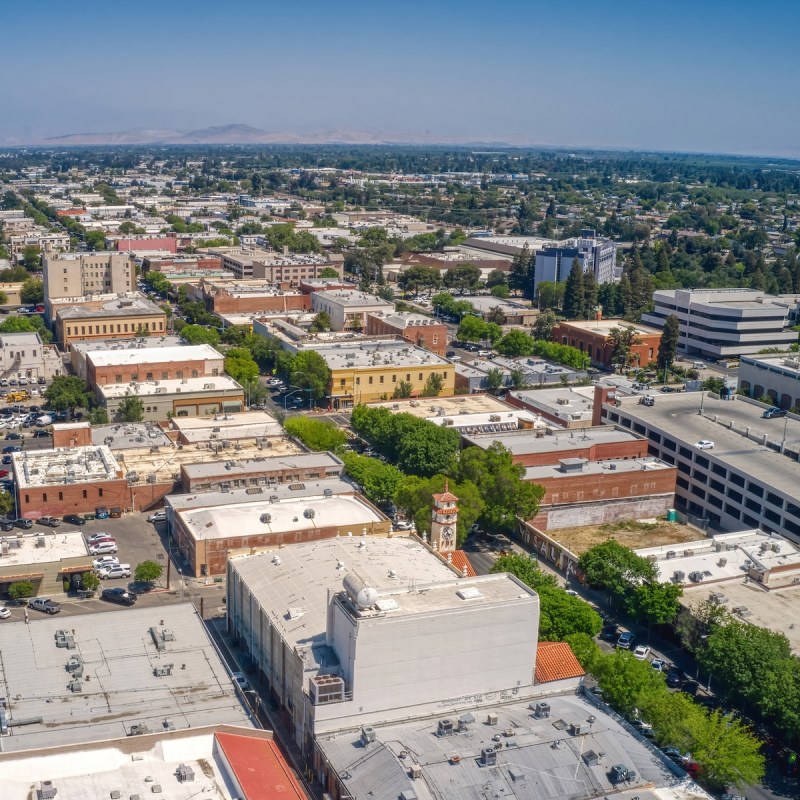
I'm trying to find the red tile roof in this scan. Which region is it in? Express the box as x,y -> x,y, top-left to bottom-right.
215,731 -> 306,800
448,550 -> 477,577
535,641 -> 585,683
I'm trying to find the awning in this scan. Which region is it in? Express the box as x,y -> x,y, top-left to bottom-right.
0,572 -> 44,582
61,565 -> 93,575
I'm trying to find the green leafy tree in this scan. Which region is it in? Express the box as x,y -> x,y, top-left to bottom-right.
0,313 -> 52,343
0,491 -> 13,517
508,244 -> 531,295
509,367 -> 527,389
443,263 -> 481,294
309,311 -> 332,332
392,380 -> 413,399
492,554 -> 601,640
9,580 -> 35,601
578,539 -> 657,599
0,291 -> 7,305
490,284 -> 510,299
594,648 -> 666,717
45,375 -> 90,413
84,230 -> 107,251
607,325 -> 642,371
562,258 -> 586,319
289,350 -> 331,400
180,324 -> 219,346
457,314 -> 489,343
486,367 -> 504,392
20,278 -> 44,305
532,309 -> 557,341
22,245 -> 41,270
486,269 -> 507,288
81,571 -> 100,592
284,417 -> 346,451
88,407 -> 110,425
630,580 -> 682,625
536,280 -> 565,311
341,452 -> 404,503
420,372 -> 444,397
495,329 -> 535,357
582,267 -> 598,316
134,560 -> 164,586
224,348 -> 259,384
657,313 -> 680,372
117,395 -> 144,422
456,442 -> 544,532
319,267 -> 340,278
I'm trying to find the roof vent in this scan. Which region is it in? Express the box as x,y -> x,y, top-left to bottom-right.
456,587 -> 482,600
38,781 -> 57,800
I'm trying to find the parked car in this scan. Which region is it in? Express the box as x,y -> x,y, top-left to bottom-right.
0,606 -> 10,619
392,520 -> 414,531
89,541 -> 118,555
101,587 -> 137,606
633,645 -> 651,660
97,564 -> 131,580
600,623 -> 619,641
0,520 -> 13,532
651,658 -> 666,672
5,432 -> 22,440
666,667 -> 684,688
763,406 -> 786,419
147,511 -> 167,524
93,555 -> 120,570
2,445 -> 21,454
0,470 -> 8,478
38,516 -> 61,527
694,440 -> 715,450
682,679 -> 700,696
63,514 -> 86,526
14,518 -> 32,529
616,631 -> 635,649
232,671 -> 251,691
86,532 -> 113,545
33,429 -> 51,438
28,597 -> 61,614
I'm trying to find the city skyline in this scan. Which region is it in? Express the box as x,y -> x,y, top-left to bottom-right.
1,0 -> 799,156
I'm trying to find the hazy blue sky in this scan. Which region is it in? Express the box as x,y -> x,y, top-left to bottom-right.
2,0 -> 798,155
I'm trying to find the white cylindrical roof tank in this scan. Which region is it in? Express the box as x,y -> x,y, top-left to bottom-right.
343,571 -> 378,609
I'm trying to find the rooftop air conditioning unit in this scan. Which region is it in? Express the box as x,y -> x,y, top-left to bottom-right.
673,570 -> 686,582
532,702 -> 550,719
437,719 -> 454,737
481,748 -> 497,767
665,550 -> 676,559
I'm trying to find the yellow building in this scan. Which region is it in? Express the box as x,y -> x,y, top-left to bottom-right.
312,340 -> 456,408
54,295 -> 167,348
0,282 -> 24,306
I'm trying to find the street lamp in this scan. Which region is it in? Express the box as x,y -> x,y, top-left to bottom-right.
283,386 -> 309,411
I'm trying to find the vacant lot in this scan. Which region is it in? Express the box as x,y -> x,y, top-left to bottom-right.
550,520 -> 705,555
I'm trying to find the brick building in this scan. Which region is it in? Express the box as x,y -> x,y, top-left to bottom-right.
111,235 -> 179,253
12,444 -> 129,518
185,279 -> 312,314
366,312 -> 448,356
552,318 -> 663,371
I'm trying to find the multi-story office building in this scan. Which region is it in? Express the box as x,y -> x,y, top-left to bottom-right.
533,230 -> 617,293
310,289 -> 393,331
739,354 -> 800,410
597,385 -> 800,542
641,288 -> 796,359
552,317 -> 663,370
43,251 -> 135,302
0,332 -> 63,382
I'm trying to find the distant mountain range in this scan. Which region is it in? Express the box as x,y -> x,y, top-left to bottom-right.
41,123 -> 536,147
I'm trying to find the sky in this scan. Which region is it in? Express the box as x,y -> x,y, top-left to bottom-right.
1,0 -> 799,156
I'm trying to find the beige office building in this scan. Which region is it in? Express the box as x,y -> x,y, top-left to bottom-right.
43,251 -> 135,302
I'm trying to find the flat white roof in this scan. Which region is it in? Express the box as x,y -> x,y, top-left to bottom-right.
180,494 -> 383,541
170,410 -> 283,441
87,343 -> 222,367
99,375 -> 241,399
13,445 -> 122,489
0,530 -> 88,566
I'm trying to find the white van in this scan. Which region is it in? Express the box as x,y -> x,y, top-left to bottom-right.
691,361 -> 706,369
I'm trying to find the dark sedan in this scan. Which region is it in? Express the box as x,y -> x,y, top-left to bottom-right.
63,514 -> 86,526
101,588 -> 137,607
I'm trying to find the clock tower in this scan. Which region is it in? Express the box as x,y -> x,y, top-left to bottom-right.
430,480 -> 458,553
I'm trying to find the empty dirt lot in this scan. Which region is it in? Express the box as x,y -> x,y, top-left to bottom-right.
550,519 -> 706,555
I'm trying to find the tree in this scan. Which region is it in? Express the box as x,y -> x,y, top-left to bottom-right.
657,314 -> 680,372
562,258 -> 585,319
84,230 -> 107,251
607,325 -> 642,371
443,263 -> 481,294
341,452 -> 404,503
594,648 -> 667,717
492,554 -> 601,640
457,314 -> 489,343
9,580 -> 35,601
180,324 -> 219,346
536,280 -> 564,310
0,313 -> 52,343
134,560 -> 163,586
495,329 -> 535,357
420,372 -> 444,397
578,539 -> 657,600
486,269 -> 507,288
45,375 -> 90,413
0,490 -> 13,517
117,395 -> 144,422
284,417 -> 346,451
88,407 -> 110,425
81,571 -> 100,592
508,244 -> 531,295
289,351 -> 331,400
319,267 -> 340,278
399,265 -> 442,295
490,284 -> 510,299
486,367 -> 504,392
224,348 -> 259,384
456,442 -> 544,532
533,309 -> 556,341
309,311 -> 332,332
509,367 -> 527,389
392,380 -> 413,399
20,278 -> 44,305
630,580 -> 682,625
0,291 -> 7,306
22,245 -> 41,270
486,307 -> 506,328
582,267 -> 598,316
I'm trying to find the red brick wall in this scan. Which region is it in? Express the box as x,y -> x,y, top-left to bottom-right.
208,293 -> 312,314
17,478 -> 130,517
52,426 -> 92,448
529,466 -> 677,507
365,316 -> 448,355
510,438 -> 648,467
180,463 -> 343,492
89,357 -> 216,387
553,324 -> 662,370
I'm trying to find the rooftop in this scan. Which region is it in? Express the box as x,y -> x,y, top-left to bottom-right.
181,451 -> 343,480
57,295 -> 164,320
369,393 -> 516,418
368,310 -> 444,328
524,456 -> 674,482
169,410 -> 284,442
71,335 -> 185,355
99,375 -> 242,399
508,386 -> 595,422
87,343 -> 222,367
610,393 -> 800,501
535,641 -> 586,683
427,408 -> 542,433
317,693 -> 694,800
229,536 -> 458,671
310,339 -> 450,370
178,493 -> 384,541
463,425 -> 641,455
92,421 -> 173,449
458,295 -> 537,313
0,604 -> 253,753
314,289 -> 394,308
740,353 -> 800,375
556,318 -> 663,337
12,445 -> 122,489
0,530 -> 88,566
